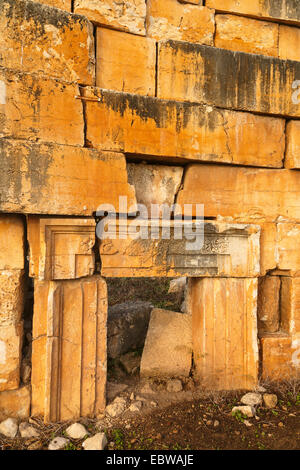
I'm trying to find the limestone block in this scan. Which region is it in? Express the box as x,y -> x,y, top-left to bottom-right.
206,0 -> 300,25
74,0 -> 146,35
281,277 -> 300,337
285,121 -> 300,169
0,385 -> 30,420
96,28 -> 155,95
31,276 -> 107,422
157,41 -> 300,118
84,88 -> 285,167
215,14 -> 278,56
279,25 -> 300,62
277,223 -> 300,275
0,323 -> 23,392
146,0 -> 215,45
0,215 -> 24,270
29,0 -> 71,10
140,308 -> 192,378
0,139 -> 136,216
0,68 -> 84,146
28,217 -> 96,280
99,220 -> 260,278
127,163 -> 183,213
0,0 -> 95,84
261,335 -> 300,381
176,165 -> 300,223
257,276 -> 280,334
190,278 -> 259,390
0,271 -> 25,327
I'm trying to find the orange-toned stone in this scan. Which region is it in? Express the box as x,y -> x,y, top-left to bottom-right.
146,0 -> 215,45
29,0 -> 71,10
257,276 -> 280,334
285,121 -> 300,169
277,223 -> 300,275
0,215 -> 24,270
0,0 -> 95,84
0,271 -> 25,327
190,277 -> 259,390
157,41 -> 300,117
96,28 -> 156,95
0,323 -> 23,392
281,277 -> 300,337
259,223 -> 278,275
127,163 -> 184,213
206,0 -> 300,25
0,385 -> 31,420
0,68 -> 84,146
100,220 -> 260,278
215,14 -> 278,56
84,88 -> 285,167
74,0 -> 146,35
28,217 -> 96,280
0,139 -> 136,216
176,165 -> 300,223
279,25 -> 300,61
31,276 -> 107,422
261,335 -> 300,381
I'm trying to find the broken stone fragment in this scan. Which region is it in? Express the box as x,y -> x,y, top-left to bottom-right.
167,379 -> 183,393
65,423 -> 88,440
263,394 -> 278,409
82,432 -> 108,451
48,437 -> 70,450
240,393 -> 262,407
232,406 -> 255,418
106,397 -> 127,418
0,417 -> 18,438
19,422 -> 40,439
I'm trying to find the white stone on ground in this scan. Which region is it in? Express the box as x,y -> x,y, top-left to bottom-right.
0,418 -> 18,438
232,405 -> 255,418
129,401 -> 142,412
240,392 -> 262,406
106,397 -> 127,417
19,422 -> 40,438
167,379 -> 183,393
82,433 -> 107,450
65,423 -> 88,439
48,436 -> 69,450
263,393 -> 278,408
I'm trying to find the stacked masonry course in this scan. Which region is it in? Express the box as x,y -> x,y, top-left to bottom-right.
0,0 -> 300,421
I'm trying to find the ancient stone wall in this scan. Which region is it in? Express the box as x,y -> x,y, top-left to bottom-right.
0,0 -> 300,421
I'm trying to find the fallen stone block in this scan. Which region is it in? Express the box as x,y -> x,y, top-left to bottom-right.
140,308 -> 192,378
0,417 -> 18,438
82,432 -> 107,450
0,385 -> 30,420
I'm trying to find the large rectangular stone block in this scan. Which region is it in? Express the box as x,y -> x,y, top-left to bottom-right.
206,0 -> 300,25
0,323 -> 23,392
31,276 -> 107,422
190,278 -> 259,390
157,41 -> 300,117
277,223 -> 300,275
146,0 -> 215,45
0,139 -> 136,215
100,220 -> 260,278
285,121 -> 300,169
0,68 -> 84,146
0,215 -> 24,270
215,14 -> 278,56
96,28 -> 156,95
281,277 -> 300,337
0,385 -> 31,420
279,25 -> 300,62
74,0 -> 146,35
0,0 -> 95,84
261,335 -> 300,381
0,271 -> 25,327
84,88 -> 285,167
257,276 -> 280,334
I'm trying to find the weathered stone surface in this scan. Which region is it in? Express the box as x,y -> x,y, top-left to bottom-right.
0,271 -> 25,326
166,378 -> 183,393
129,401 -> 142,412
106,397 -> 127,417
140,308 -> 192,378
277,223 -> 300,274
263,393 -> 278,408
232,406 -> 254,418
146,0 -> 214,45
215,14 -> 278,56
206,0 -> 300,25
127,163 -> 183,213
285,121 -> 300,169
0,216 -> 24,270
30,0 -> 71,10
0,323 -> 23,392
108,301 -> 153,359
66,423 -> 88,439
100,220 -> 260,278
28,217 -> 96,280
261,334 -> 300,381
96,28 -> 155,95
19,422 -> 40,439
240,392 -> 262,406
279,25 -> 300,61
176,165 -> 300,223
82,432 -> 107,450
0,385 -> 30,420
0,0 -> 95,84
31,276 -> 107,422
74,0 -> 146,35
157,41 -> 300,117
0,140 -> 136,216
0,417 -> 18,438
0,69 -> 84,146
119,352 -> 140,375
281,277 -> 300,337
257,276 -> 280,334
84,88 -> 285,167
48,436 -> 69,450
190,278 -> 259,390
